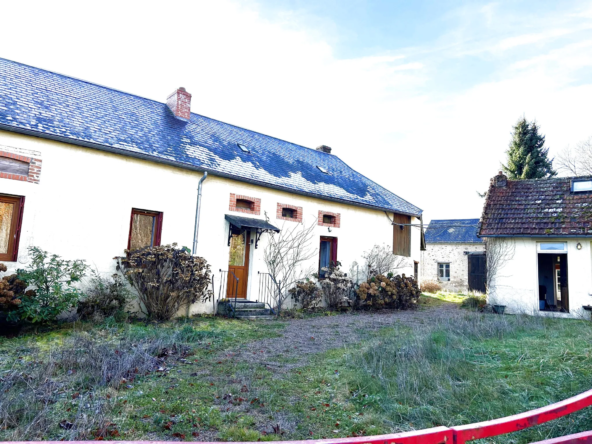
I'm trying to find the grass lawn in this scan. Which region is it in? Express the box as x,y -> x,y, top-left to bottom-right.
1,299 -> 591,442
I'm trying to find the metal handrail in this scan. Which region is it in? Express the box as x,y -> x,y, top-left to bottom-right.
257,271 -> 281,315
217,269 -> 239,318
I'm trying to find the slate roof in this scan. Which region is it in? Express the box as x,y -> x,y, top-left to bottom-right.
0,58 -> 421,216
424,219 -> 482,243
479,175 -> 592,237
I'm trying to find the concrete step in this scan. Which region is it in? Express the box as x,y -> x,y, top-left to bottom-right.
233,308 -> 271,316
231,302 -> 267,310
235,315 -> 276,321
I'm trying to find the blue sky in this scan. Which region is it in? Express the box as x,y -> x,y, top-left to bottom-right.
1,0 -> 592,220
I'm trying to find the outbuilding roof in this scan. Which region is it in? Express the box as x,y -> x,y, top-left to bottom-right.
479,173 -> 592,237
0,58 -> 421,217
424,219 -> 482,243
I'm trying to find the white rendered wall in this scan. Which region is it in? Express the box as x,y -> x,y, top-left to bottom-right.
488,237 -> 592,319
421,243 -> 485,292
0,130 -> 421,314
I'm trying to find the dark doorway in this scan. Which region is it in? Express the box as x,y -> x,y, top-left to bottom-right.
538,253 -> 569,312
468,253 -> 487,293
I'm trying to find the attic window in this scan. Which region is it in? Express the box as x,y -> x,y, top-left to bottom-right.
317,166 -> 328,174
323,214 -> 335,225
236,199 -> 254,210
282,208 -> 296,219
237,143 -> 250,154
572,179 -> 592,192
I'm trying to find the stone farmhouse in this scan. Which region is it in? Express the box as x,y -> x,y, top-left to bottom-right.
0,58 -> 423,313
421,219 -> 485,292
480,172 -> 592,319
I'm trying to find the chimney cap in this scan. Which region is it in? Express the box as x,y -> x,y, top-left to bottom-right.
493,171 -> 508,188
316,145 -> 332,154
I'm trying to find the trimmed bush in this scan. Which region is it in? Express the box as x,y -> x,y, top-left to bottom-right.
116,243 -> 212,321
357,273 -> 421,310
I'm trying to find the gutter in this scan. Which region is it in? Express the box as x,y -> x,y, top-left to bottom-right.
192,172 -> 208,255
0,124 -> 423,217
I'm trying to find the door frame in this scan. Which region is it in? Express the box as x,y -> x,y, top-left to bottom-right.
227,230 -> 251,299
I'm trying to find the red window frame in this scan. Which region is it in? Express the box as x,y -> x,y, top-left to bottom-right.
319,236 -> 338,277
0,194 -> 25,262
127,208 -> 163,251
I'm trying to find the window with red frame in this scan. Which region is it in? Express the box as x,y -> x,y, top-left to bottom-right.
128,209 -> 163,251
0,194 -> 25,262
319,236 -> 338,278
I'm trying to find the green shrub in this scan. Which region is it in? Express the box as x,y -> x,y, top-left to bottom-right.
461,294 -> 487,310
116,243 -> 213,321
77,269 -> 131,322
356,273 -> 421,310
10,247 -> 87,324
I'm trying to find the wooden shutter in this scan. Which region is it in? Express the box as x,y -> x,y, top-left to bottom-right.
393,213 -> 411,257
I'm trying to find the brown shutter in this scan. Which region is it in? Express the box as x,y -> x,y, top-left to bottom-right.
393,213 -> 411,257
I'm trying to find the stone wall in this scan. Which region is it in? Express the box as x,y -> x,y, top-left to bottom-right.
421,242 -> 485,292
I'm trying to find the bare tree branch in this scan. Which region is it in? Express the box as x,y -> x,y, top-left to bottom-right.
556,137 -> 592,176
349,244 -> 409,284
263,217 -> 317,312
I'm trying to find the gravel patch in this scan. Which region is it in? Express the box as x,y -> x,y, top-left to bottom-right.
221,303 -> 464,371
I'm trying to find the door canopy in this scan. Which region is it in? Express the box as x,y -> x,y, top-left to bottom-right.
225,215 -> 280,249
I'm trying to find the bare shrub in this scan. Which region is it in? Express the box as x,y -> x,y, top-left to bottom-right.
317,262 -> 354,309
77,269 -> 132,322
484,238 -> 515,302
116,243 -> 212,320
420,280 -> 441,293
356,274 -> 421,310
288,279 -> 322,310
263,217 -> 317,312
349,244 -> 408,283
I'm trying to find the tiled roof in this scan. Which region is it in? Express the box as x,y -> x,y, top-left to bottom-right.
479,174 -> 592,237
0,58 -> 421,216
425,219 -> 482,243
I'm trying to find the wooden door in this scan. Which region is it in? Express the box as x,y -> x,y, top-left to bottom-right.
468,254 -> 486,293
227,231 -> 250,299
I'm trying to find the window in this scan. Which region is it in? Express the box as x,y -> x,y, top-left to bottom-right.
236,199 -> 253,210
0,194 -> 25,262
438,263 -> 450,281
538,242 -> 567,253
318,211 -> 340,228
323,214 -> 335,225
128,209 -> 163,251
393,213 -> 411,257
317,166 -> 328,174
237,143 -> 250,154
282,208 -> 295,218
277,203 -> 302,222
319,237 -> 338,278
572,179 -> 592,192
230,194 -> 261,215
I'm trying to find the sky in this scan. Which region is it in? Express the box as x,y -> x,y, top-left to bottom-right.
1,0 -> 592,221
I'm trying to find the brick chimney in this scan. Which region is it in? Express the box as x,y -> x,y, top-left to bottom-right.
316,145 -> 332,154
493,171 -> 507,188
167,87 -> 192,120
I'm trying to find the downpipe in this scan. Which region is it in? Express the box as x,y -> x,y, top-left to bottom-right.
192,172 -> 208,255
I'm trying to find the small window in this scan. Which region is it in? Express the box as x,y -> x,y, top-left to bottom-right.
237,143 -> 250,154
128,209 -> 163,251
236,199 -> 253,210
282,207 -> 296,219
572,179 -> 592,192
317,166 -> 328,174
322,214 -> 336,225
438,263 -> 450,281
538,242 -> 567,253
0,194 -> 25,262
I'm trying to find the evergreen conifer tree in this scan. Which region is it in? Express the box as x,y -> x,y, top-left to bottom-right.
502,117 -> 557,179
